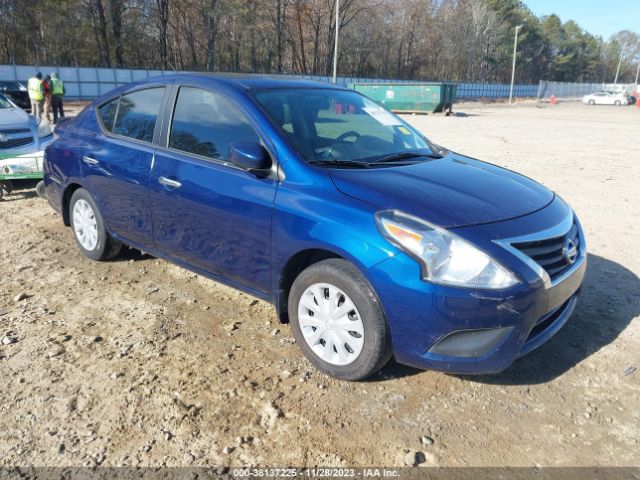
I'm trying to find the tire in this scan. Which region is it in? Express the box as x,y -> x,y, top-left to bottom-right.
69,188 -> 122,261
614,100 -> 621,106
0,180 -> 13,197
288,259 -> 392,381
588,100 -> 595,105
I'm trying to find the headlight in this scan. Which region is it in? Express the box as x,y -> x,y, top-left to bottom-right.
375,210 -> 519,289
36,121 -> 53,138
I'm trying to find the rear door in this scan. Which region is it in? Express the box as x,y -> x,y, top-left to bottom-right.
149,84 -> 277,295
84,85 -> 170,248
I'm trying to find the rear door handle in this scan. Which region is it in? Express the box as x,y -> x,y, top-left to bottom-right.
82,156 -> 99,165
158,176 -> 182,189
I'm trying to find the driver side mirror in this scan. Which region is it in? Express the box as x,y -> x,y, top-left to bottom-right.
228,142 -> 272,176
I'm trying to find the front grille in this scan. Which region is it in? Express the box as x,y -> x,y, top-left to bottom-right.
0,128 -> 30,135
0,136 -> 33,149
512,222 -> 580,281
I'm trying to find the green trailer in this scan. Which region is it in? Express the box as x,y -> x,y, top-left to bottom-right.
350,82 -> 456,114
0,154 -> 45,200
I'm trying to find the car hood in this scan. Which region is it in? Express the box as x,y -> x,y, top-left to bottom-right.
329,154 -> 555,228
0,107 -> 30,127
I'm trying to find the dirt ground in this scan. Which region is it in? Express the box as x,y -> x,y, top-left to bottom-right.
0,101 -> 638,468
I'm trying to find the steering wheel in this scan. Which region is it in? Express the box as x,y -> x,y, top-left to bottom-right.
336,131 -> 361,143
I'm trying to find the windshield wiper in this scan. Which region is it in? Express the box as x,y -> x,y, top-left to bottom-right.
372,151 -> 442,164
308,159 -> 371,168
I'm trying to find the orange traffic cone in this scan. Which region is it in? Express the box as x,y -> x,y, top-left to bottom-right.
550,95 -> 558,105
636,98 -> 640,108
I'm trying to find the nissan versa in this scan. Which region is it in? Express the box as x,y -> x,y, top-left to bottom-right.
43,74 -> 586,380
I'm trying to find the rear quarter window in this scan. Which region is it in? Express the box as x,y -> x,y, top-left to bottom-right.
98,98 -> 118,132
112,88 -> 165,142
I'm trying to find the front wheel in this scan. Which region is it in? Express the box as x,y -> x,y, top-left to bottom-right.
288,259 -> 392,381
588,99 -> 595,105
69,188 -> 122,261
614,100 -> 621,106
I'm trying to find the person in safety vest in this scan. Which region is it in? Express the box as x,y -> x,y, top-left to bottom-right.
50,72 -> 65,124
28,72 -> 45,120
43,74 -> 52,123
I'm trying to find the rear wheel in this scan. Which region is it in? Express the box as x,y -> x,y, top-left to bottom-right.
288,259 -> 392,381
614,100 -> 621,106
69,188 -> 121,261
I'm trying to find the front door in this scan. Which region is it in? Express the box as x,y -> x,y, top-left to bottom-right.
150,86 -> 276,295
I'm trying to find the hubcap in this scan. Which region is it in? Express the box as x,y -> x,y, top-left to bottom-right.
72,199 -> 98,251
297,283 -> 365,366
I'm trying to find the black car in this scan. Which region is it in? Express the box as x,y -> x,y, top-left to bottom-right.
0,81 -> 30,111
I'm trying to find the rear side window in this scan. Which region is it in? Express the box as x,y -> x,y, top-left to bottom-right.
98,98 -> 118,132
169,87 -> 260,161
110,88 -> 164,142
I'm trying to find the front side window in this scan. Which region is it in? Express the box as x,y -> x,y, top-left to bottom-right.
111,88 -> 165,142
253,88 -> 434,164
169,86 -> 260,161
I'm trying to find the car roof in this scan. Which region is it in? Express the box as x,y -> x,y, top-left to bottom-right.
140,72 -> 349,91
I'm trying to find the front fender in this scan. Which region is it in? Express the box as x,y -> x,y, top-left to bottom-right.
270,169 -> 398,302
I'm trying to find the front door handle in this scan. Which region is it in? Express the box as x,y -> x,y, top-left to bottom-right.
158,176 -> 182,189
82,156 -> 99,165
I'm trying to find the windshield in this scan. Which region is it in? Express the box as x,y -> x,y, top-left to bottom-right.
253,88 -> 435,164
0,95 -> 13,108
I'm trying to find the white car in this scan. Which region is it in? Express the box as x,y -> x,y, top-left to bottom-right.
0,93 -> 54,176
582,91 -> 629,106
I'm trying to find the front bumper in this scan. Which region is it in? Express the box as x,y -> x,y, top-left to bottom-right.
0,135 -> 54,178
366,197 -> 587,374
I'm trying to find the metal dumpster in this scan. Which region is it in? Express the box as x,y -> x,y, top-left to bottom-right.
350,82 -> 456,114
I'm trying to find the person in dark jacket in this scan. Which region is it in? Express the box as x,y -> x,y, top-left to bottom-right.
49,73 -> 65,124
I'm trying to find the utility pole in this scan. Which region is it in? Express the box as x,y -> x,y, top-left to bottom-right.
613,42 -> 626,86
332,0 -> 340,83
509,25 -> 523,105
634,43 -> 640,88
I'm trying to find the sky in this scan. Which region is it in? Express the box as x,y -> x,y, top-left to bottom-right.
524,0 -> 639,39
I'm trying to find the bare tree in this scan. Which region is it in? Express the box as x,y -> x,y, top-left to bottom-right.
111,0 -> 125,67
0,0 -> 636,85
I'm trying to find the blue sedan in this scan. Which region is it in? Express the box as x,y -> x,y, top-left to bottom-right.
43,74 -> 586,380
